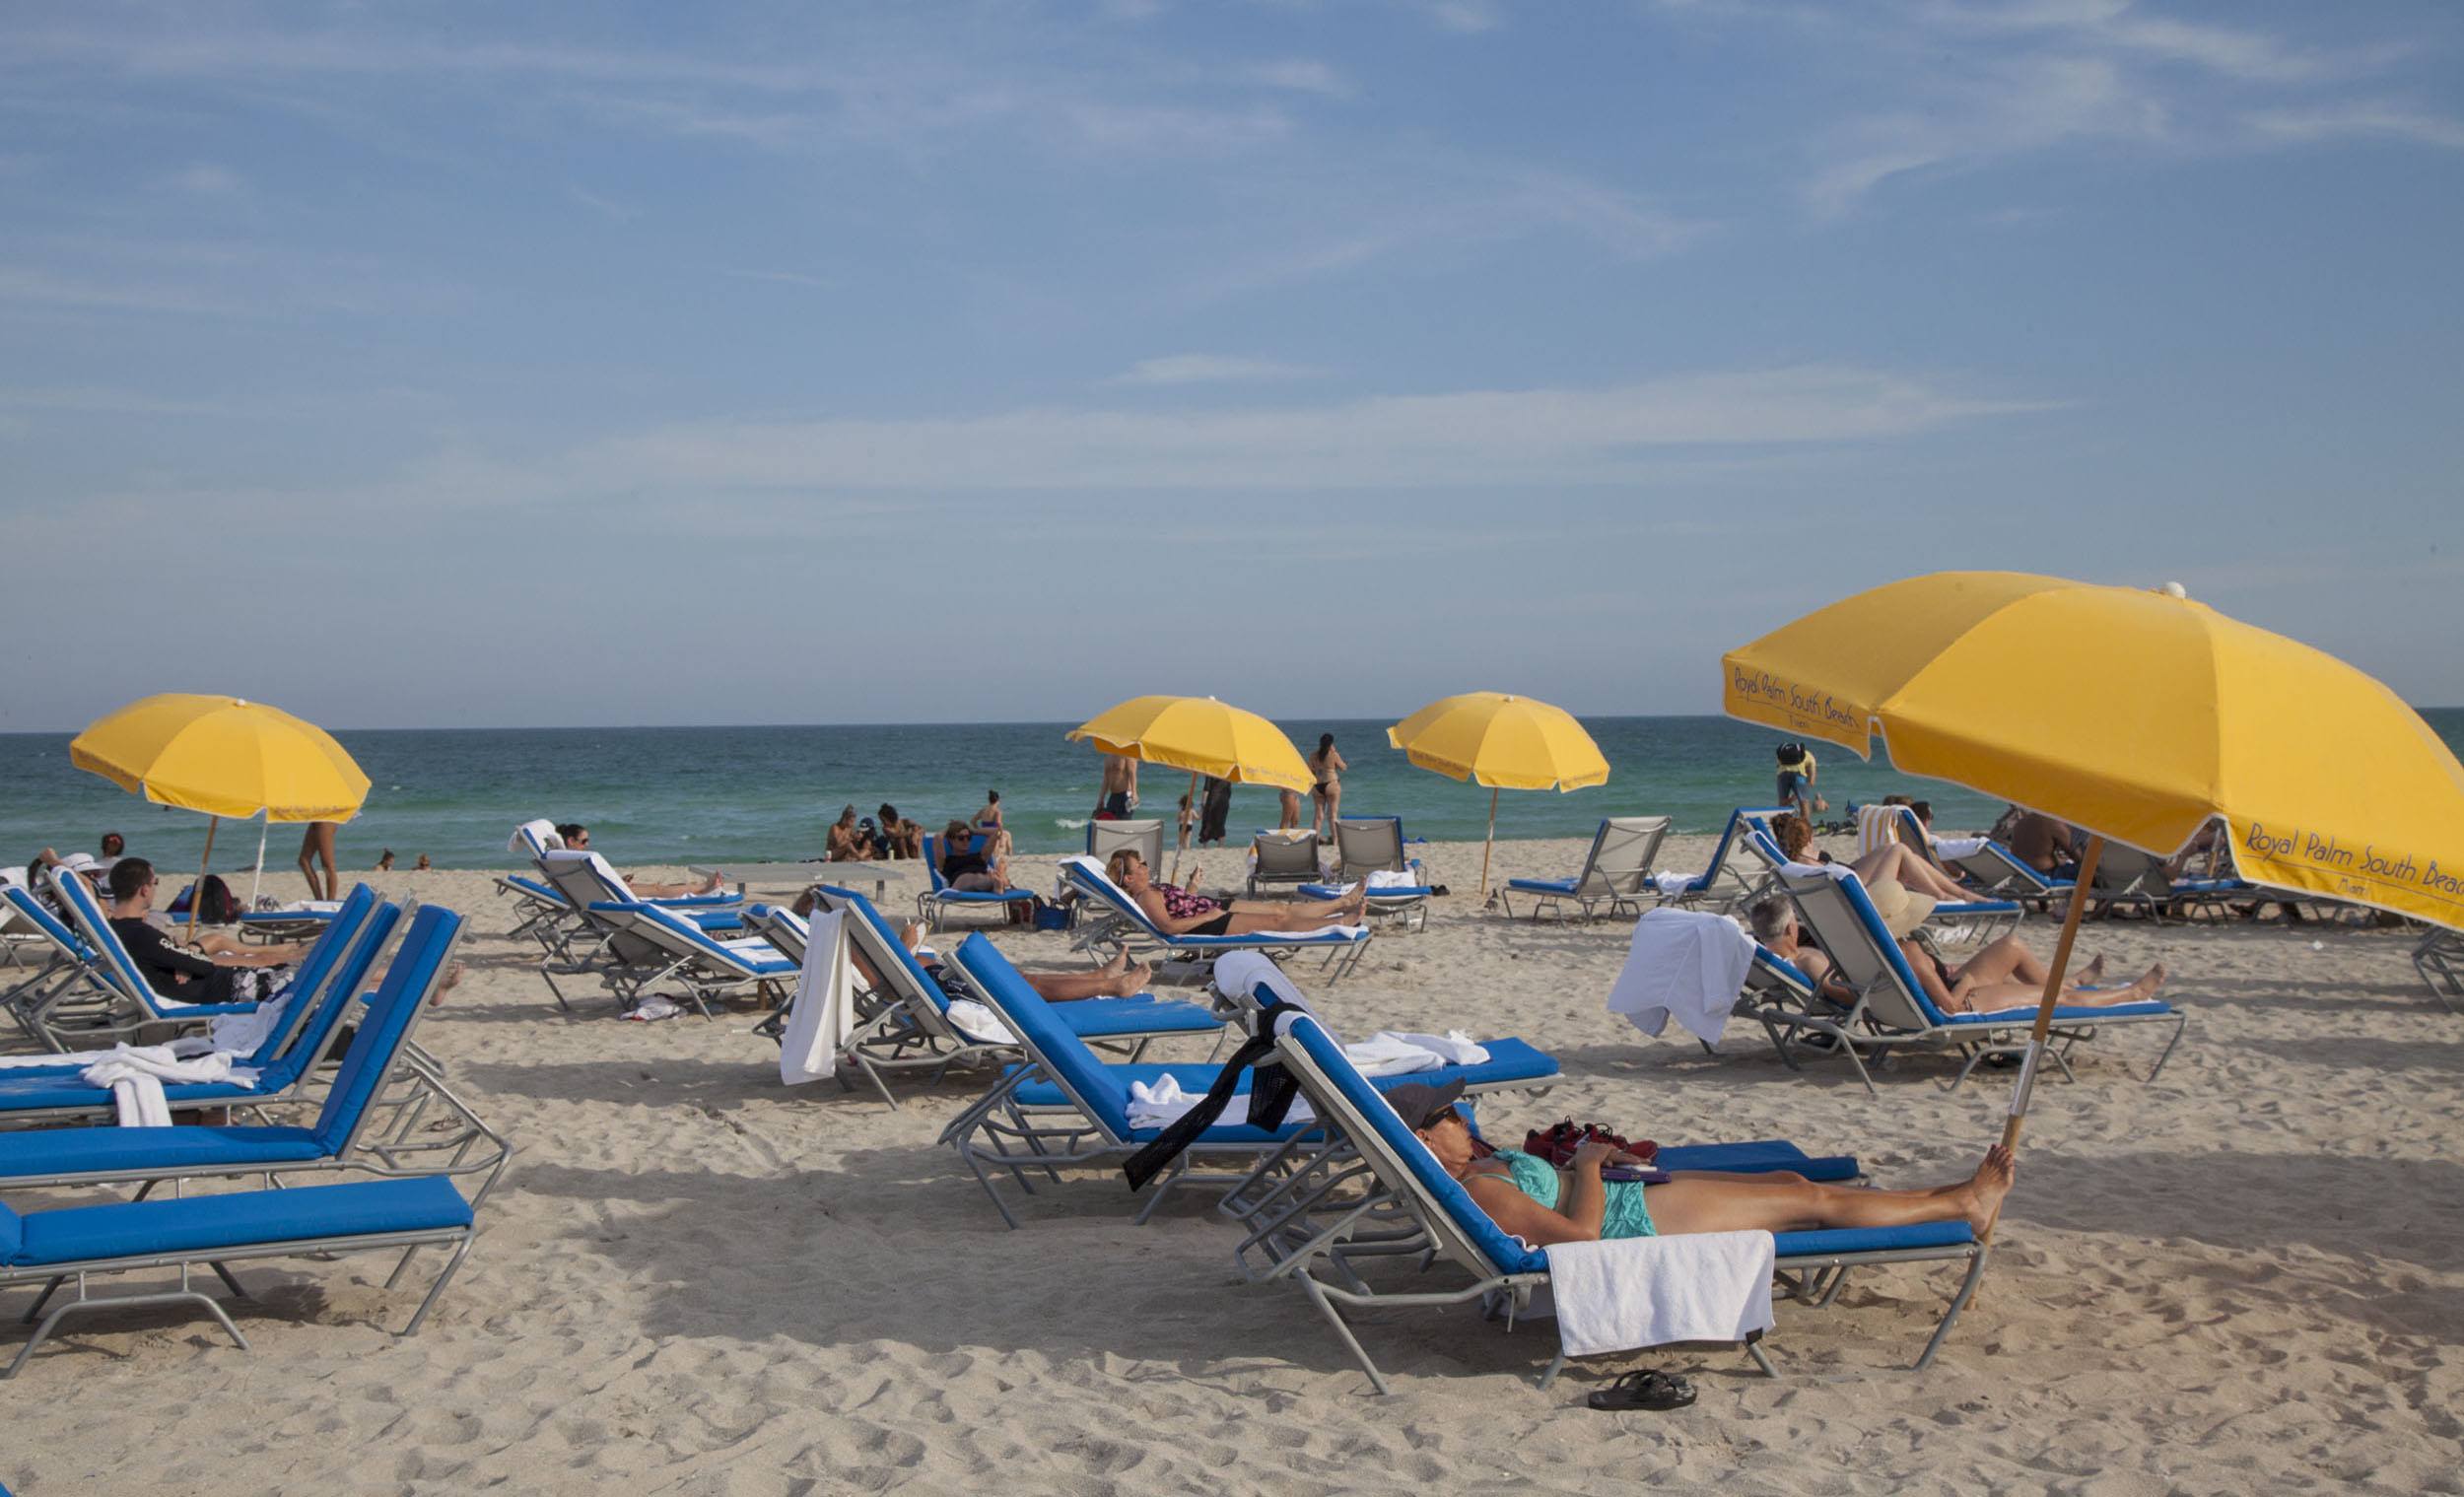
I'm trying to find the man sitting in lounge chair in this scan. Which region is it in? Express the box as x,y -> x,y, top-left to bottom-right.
1747,896 -> 2166,1017
789,888 -> 1151,1002
555,823 -> 725,898
106,858 -> 309,1001
1403,1077 -> 2016,1244
1104,849 -> 1365,936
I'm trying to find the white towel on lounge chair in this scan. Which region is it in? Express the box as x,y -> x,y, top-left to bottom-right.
79,1044 -> 261,1127
1346,1030 -> 1491,1076
1128,1074 -> 1316,1130
1934,835 -> 1989,860
944,998 -> 1017,1045
1651,871 -> 1693,896
1540,1231 -> 1777,1357
510,819 -> 564,854
1606,908 -> 1754,1046
779,912 -> 857,1086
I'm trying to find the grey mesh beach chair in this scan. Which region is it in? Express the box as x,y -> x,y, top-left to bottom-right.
1499,816 -> 1671,922
1248,831 -> 1325,895
1087,818 -> 1165,872
1306,818 -> 1435,932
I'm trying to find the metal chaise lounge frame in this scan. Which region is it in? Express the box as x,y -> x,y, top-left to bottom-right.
1943,840 -> 2075,910
568,899 -> 794,1019
1058,855 -> 1370,984
1302,818 -> 1434,933
0,897 -> 407,1127
0,906 -> 513,1210
0,886 -> 122,1047
1659,806 -> 1794,914
2415,927 -> 2464,1015
0,1174 -> 481,1380
1236,1009 -> 1988,1394
917,832 -> 1038,932
1500,815 -> 1672,922
780,888 -> 1228,1109
1758,855 -> 2186,1094
936,937 -> 1561,1229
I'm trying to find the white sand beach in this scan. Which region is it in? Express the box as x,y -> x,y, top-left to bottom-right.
7,833 -> 2462,1496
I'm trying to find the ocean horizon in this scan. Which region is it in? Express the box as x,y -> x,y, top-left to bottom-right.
10,710 -> 2462,873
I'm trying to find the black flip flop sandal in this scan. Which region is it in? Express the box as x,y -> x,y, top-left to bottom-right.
1586,1369 -> 1696,1411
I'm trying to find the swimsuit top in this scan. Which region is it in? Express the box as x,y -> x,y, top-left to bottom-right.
1154,882 -> 1221,920
1475,1149 -> 1657,1240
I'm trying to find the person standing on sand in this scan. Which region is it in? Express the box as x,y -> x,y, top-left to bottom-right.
297,820 -> 340,902
1098,758 -> 1138,820
1199,776 -> 1233,846
1278,788 -> 1303,832
975,790 -> 1013,859
1307,734 -> 1345,836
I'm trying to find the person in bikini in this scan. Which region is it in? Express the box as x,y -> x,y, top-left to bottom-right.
1401,1077 -> 2017,1245
1104,849 -> 1364,936
1307,733 -> 1345,836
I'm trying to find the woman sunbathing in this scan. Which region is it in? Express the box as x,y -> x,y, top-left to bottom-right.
1104,850 -> 1365,936
1748,896 -> 2167,1016
1405,1084 -> 2016,1244
1772,813 -> 1978,905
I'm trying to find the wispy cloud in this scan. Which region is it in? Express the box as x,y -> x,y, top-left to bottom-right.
544,365 -> 2052,495
2247,103 -> 2464,153
1243,59 -> 1352,100
1105,354 -> 1325,385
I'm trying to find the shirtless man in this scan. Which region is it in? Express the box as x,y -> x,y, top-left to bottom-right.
1099,756 -> 1138,819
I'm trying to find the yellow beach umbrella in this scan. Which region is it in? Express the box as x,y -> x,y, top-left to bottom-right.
71,693 -> 371,919
1067,695 -> 1313,877
1387,692 -> 1609,897
1722,572 -> 2464,1160
1065,696 -> 1314,792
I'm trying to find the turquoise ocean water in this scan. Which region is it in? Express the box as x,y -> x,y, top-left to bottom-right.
6,713 -> 2460,872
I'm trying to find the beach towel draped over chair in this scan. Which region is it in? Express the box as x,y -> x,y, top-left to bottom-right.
1297,818 -> 1435,932
1235,1010 -> 1986,1393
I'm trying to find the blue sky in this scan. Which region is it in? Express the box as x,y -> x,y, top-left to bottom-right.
3,0 -> 2459,730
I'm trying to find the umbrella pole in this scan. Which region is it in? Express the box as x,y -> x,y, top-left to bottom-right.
1984,835 -> 2105,1243
190,815 -> 220,947
1170,771 -> 1198,883
248,812 -> 269,910
1478,787 -> 1498,899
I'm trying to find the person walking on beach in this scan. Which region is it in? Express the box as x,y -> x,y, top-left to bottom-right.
1098,757 -> 1138,820
297,820 -> 340,902
1198,775 -> 1232,846
1307,734 -> 1345,836
1775,742 -> 1825,825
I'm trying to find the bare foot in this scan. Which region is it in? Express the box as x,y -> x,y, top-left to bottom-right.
1097,950 -> 1129,979
2140,961 -> 2167,994
1105,963 -> 1153,998
1962,1145 -> 2018,1234
699,871 -> 726,895
2076,953 -> 2106,986
430,959 -> 468,1007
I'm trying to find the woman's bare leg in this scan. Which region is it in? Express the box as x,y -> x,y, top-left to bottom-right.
1646,1147 -> 2016,1237
1025,963 -> 1154,1001
1852,843 -> 1973,903
1959,961 -> 2166,1012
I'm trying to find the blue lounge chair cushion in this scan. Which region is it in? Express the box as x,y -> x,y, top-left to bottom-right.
5,1176 -> 472,1269
1505,877 -> 1578,895
1934,900 -> 2022,916
0,1124 -> 324,1179
508,875 -> 558,899
1654,1139 -> 1859,1183
1945,999 -> 2173,1024
1003,1037 -> 1559,1110
1771,1220 -> 1974,1258
1298,883 -> 1435,901
0,1076 -> 260,1110
1056,998 -> 1226,1040
934,890 -> 1035,905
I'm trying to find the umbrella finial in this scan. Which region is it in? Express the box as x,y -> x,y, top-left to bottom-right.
2156,581 -> 2187,599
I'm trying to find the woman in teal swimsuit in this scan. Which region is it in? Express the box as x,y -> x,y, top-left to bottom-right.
1409,1101 -> 2015,1245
